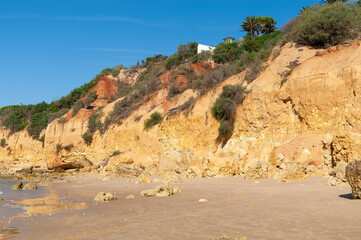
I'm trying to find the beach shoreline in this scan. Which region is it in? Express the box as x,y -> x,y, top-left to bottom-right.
2,174 -> 360,240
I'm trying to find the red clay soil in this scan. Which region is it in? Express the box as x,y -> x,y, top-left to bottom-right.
191,62 -> 215,75
82,77 -> 117,101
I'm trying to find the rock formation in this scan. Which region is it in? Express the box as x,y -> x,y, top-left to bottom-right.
140,185 -> 181,197
346,160 -> 361,199
94,192 -> 117,203
2,41 -> 361,183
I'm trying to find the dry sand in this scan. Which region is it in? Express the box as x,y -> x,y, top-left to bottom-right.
3,175 -> 361,240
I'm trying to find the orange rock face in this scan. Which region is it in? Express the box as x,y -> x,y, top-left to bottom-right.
2,42 -> 361,182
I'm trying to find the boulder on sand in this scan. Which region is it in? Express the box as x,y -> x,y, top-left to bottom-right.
94,192 -> 117,203
22,182 -> 38,190
11,182 -> 23,190
140,185 -> 181,197
345,160 -> 361,199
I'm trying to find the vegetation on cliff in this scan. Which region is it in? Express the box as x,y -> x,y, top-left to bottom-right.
212,84 -> 247,144
284,1 -> 361,47
144,112 -> 163,130
0,66 -> 118,140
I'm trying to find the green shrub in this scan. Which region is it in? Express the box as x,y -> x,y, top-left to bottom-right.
0,138 -> 7,148
213,42 -> 245,64
110,150 -> 121,157
165,42 -> 198,69
56,144 -> 63,153
211,84 -> 247,144
38,135 -> 45,143
72,100 -> 84,117
288,2 -> 361,47
144,112 -> 163,130
192,50 -> 212,63
84,91 -> 97,109
48,108 -> 69,123
111,65 -> 123,77
63,144 -> 74,151
82,131 -> 93,146
27,111 -> 48,139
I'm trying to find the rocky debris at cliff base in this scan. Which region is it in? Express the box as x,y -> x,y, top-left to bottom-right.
136,172 -> 151,183
163,175 -> 182,184
22,182 -> 38,190
140,185 -> 181,197
11,182 -> 23,190
94,192 -> 117,203
345,160 -> 361,199
212,235 -> 248,240
114,165 -> 142,178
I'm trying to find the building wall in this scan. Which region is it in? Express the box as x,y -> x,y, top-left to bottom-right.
197,44 -> 215,54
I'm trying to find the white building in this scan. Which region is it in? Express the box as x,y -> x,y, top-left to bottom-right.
197,44 -> 215,54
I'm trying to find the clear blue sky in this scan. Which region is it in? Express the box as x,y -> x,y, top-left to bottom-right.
0,0 -> 318,108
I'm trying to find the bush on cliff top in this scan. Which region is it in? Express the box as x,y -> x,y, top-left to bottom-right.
285,2 -> 361,47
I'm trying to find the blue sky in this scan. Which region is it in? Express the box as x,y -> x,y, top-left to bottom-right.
0,0 -> 318,108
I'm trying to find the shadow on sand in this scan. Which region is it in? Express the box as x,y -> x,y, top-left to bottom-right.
339,193 -> 354,200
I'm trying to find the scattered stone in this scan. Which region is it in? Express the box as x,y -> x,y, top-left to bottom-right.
115,165 -> 141,178
136,172 -> 151,184
22,182 -> 38,190
346,160 -> 361,199
126,195 -> 135,199
140,185 -> 181,197
102,176 -> 111,181
327,176 -> 337,186
94,192 -> 117,203
199,199 -> 208,202
11,182 -> 23,190
163,175 -> 182,184
63,179 -> 71,183
153,178 -> 163,182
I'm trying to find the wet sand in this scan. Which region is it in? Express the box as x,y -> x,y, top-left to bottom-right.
5,175 -> 361,240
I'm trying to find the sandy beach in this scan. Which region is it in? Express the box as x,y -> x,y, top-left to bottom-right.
0,175 -> 359,240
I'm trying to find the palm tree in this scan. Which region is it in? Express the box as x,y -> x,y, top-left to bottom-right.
239,16 -> 260,37
259,17 -> 277,35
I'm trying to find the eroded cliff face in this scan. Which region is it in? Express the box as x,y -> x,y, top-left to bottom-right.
2,41 -> 361,183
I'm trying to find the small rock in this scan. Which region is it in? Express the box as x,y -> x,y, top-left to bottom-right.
94,192 -> 117,203
163,175 -> 182,184
0,198 -> 4,201
102,176 -> 111,181
22,182 -> 38,190
140,185 -> 181,197
136,172 -> 151,184
199,199 -> 208,202
327,176 -> 337,186
126,195 -> 135,199
11,182 -> 23,190
63,179 -> 71,183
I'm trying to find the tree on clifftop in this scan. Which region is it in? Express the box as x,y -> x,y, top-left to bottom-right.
239,16 -> 277,37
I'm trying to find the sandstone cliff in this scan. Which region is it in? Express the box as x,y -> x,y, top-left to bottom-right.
2,41 -> 361,184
